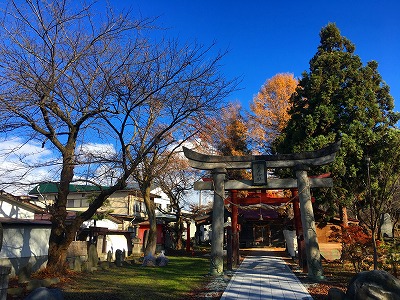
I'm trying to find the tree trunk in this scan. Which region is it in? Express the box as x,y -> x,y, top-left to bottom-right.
46,146 -> 76,272
175,210 -> 184,250
339,205 -> 349,228
372,228 -> 378,270
47,230 -> 74,272
142,184 -> 157,256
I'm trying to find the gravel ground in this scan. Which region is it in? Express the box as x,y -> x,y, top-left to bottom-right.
188,273 -> 233,299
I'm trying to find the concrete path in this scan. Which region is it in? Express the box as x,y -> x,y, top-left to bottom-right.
221,249 -> 313,300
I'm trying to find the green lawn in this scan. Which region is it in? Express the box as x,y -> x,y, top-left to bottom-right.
62,256 -> 210,300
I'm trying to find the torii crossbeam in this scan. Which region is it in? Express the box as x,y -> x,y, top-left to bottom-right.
183,141 -> 340,280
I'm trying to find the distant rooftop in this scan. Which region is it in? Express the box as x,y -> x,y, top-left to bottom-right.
28,182 -> 109,195
28,182 -> 160,198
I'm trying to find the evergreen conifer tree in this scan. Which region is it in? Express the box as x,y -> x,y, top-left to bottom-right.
274,23 -> 399,215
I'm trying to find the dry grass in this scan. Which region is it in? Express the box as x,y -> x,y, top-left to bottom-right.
9,255 -> 211,300
286,258 -> 356,300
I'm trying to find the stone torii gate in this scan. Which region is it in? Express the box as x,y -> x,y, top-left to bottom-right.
183,141 -> 340,279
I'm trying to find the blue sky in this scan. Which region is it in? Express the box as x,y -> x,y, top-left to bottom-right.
122,0 -> 400,111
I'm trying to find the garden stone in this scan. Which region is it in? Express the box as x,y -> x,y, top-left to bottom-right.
345,270 -> 400,300
328,287 -> 345,300
156,251 -> 169,267
142,254 -> 156,267
24,287 -> 63,300
115,249 -> 123,267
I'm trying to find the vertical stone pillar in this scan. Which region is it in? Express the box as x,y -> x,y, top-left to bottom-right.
295,166 -> 324,280
292,189 -> 306,271
186,221 -> 191,253
231,190 -> 239,268
226,226 -> 232,271
210,167 -> 226,275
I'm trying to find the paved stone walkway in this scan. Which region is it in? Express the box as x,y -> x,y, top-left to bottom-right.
221,252 -> 313,300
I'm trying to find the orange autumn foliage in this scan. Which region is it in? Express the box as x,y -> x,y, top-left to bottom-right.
199,103 -> 251,180
249,73 -> 298,152
200,102 -> 249,156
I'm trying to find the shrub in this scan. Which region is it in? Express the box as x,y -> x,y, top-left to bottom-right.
329,225 -> 374,272
379,240 -> 400,277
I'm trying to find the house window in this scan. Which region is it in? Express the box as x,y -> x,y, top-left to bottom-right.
66,199 -> 90,208
134,201 -> 146,213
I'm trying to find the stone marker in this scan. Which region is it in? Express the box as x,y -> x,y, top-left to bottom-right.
380,213 -> 393,238
88,244 -> 98,271
24,287 -> 64,300
73,257 -> 82,272
115,249 -> 123,267
107,250 -> 112,262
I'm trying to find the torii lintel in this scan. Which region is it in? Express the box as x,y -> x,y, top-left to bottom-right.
183,140 -> 341,170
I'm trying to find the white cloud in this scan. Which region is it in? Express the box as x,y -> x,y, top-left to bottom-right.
0,137 -> 53,163
0,137 -> 126,195
76,142 -> 117,160
0,137 -> 56,194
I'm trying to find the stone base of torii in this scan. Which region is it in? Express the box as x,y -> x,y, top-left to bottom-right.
183,141 -> 340,280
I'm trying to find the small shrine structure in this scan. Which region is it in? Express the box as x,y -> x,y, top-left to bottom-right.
183,141 -> 341,279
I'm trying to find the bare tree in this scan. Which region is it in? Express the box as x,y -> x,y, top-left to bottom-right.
156,152 -> 200,251
0,0 -> 235,272
105,39 -> 235,255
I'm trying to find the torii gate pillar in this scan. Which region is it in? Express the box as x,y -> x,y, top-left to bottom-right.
295,166 -> 324,279
210,167 -> 226,275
